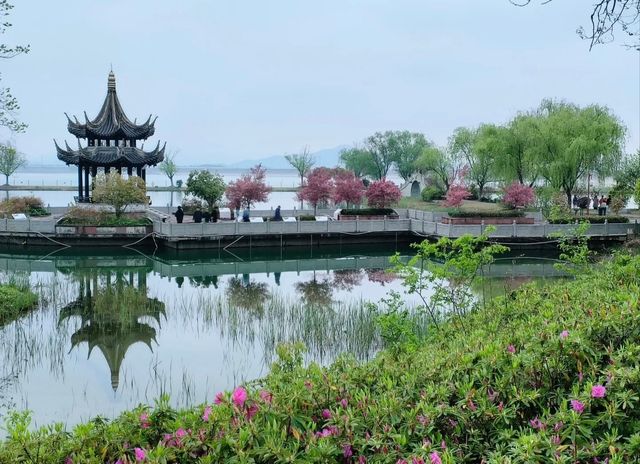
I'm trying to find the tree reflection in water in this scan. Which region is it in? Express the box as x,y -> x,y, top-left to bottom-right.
332,269 -> 363,291
227,274 -> 270,313
365,268 -> 398,286
295,271 -> 333,307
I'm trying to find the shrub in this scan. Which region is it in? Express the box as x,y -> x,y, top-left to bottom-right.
339,208 -> 396,216
365,179 -> 402,208
421,185 -> 444,202
547,216 -> 629,224
0,196 -> 47,216
447,209 -> 524,218
59,207 -> 151,226
443,184 -> 471,207
502,182 -> 535,209
181,197 -> 205,214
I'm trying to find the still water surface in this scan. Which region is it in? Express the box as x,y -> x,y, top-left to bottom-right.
0,244 -> 561,428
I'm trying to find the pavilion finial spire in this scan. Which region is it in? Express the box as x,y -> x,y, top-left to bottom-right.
108,70 -> 116,91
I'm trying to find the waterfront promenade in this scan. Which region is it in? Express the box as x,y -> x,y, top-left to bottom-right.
0,207 -> 635,249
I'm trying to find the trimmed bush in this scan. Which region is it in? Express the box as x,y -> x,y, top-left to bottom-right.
447,209 -> 524,218
548,216 -> 629,224
421,186 -> 444,202
59,208 -> 151,227
340,208 -> 396,216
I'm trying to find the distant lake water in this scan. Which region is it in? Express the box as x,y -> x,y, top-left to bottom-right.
9,166 -> 314,208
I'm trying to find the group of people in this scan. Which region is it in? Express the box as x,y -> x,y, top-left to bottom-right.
172,206 -> 220,224
173,205 -> 283,223
572,194 -> 611,216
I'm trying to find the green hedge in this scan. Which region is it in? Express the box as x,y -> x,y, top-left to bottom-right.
0,284 -> 38,324
340,208 -> 396,216
58,217 -> 152,227
3,254 -> 640,461
421,186 -> 444,202
447,209 -> 524,218
548,216 -> 629,224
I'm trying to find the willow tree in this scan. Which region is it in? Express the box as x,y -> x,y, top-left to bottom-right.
285,147 -> 315,208
0,142 -> 25,185
1,1 -> 30,133
535,100 -> 626,205
450,126 -> 495,199
158,150 -> 178,187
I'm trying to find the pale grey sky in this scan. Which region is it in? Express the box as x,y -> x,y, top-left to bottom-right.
2,0 -> 639,165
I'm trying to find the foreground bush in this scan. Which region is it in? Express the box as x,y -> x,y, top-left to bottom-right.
3,255 -> 640,462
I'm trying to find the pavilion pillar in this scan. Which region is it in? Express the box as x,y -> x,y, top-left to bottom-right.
77,165 -> 83,201
136,166 -> 142,177
84,166 -> 90,199
117,166 -> 122,175
141,168 -> 146,183
105,167 -> 110,175
127,166 -> 133,177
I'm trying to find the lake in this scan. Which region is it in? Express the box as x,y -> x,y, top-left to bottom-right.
0,243 -> 563,428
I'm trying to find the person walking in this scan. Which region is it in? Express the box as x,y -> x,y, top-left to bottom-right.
242,207 -> 250,222
598,195 -> 606,216
173,206 -> 184,224
273,205 -> 282,221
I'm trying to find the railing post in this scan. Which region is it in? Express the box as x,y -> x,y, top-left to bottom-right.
384,215 -> 387,231
435,221 -> 438,236
512,220 -> 516,237
605,219 -> 608,236
481,220 -> 485,236
356,215 -> 359,233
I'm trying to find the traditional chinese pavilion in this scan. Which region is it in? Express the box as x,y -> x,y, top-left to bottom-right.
55,71 -> 165,202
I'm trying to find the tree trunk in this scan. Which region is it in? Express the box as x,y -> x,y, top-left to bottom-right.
4,174 -> 8,186
565,189 -> 572,207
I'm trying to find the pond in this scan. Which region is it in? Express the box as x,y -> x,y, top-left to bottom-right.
0,244 -> 562,428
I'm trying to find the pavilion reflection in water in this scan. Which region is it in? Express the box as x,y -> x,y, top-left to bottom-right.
58,263 -> 165,390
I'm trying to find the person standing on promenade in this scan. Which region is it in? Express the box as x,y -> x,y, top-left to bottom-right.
174,206 -> 184,223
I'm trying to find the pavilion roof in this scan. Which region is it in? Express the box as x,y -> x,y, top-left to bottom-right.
65,71 -> 156,140
55,140 -> 165,167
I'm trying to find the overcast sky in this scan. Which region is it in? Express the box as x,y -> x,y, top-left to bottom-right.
2,0 -> 639,165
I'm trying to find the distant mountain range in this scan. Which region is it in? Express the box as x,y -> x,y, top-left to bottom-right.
224,146 -> 346,169
26,146 -> 347,171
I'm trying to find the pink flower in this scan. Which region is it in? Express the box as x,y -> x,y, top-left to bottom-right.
246,403 -> 260,420
322,409 -> 332,419
214,391 -> 224,405
343,444 -> 353,458
560,330 -> 569,339
115,460 -> 124,464
202,405 -> 212,422
231,387 -> 247,407
340,398 -> 348,408
529,417 -> 545,430
412,458 -> 425,464
467,400 -> 477,411
430,451 -> 442,464
175,428 -> 187,438
441,440 -> 446,450
497,401 -> 504,412
134,448 -> 146,462
551,434 -> 561,445
358,457 -> 367,464
65,458 -> 73,464
591,385 -> 606,398
507,344 -> 516,354
487,388 -> 498,402
571,399 -> 585,414
259,390 -> 272,404
304,380 -> 313,390
578,372 -> 584,382
139,412 -> 150,429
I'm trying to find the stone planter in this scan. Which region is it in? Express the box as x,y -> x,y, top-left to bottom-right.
440,216 -> 534,225
55,224 -> 153,237
337,214 -> 399,220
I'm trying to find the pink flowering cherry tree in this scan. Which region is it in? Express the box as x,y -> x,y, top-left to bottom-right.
225,164 -> 272,211
365,178 -> 402,209
502,182 -> 536,209
443,165 -> 471,208
332,169 -> 366,208
297,167 -> 335,214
